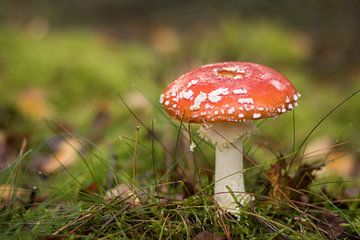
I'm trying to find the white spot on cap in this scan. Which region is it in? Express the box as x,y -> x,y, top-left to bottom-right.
260,72 -> 271,79
186,80 -> 198,88
208,88 -> 229,103
293,94 -> 298,101
159,94 -> 164,104
190,92 -> 207,111
288,104 -> 293,109
238,113 -> 245,118
253,113 -> 262,119
205,103 -> 212,109
285,96 -> 290,103
165,100 -> 170,106
180,89 -> 193,100
232,88 -> 247,94
238,98 -> 254,104
227,107 -> 235,114
172,104 -> 177,108
271,79 -> 286,91
244,105 -> 254,111
214,110 -> 219,115
257,107 -> 265,111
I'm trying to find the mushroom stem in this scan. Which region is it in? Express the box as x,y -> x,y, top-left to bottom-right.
198,122 -> 258,212
214,138 -> 246,211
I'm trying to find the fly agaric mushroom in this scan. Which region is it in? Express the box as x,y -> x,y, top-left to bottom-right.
160,62 -> 300,212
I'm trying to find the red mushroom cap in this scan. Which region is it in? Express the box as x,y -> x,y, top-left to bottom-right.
160,62 -> 300,123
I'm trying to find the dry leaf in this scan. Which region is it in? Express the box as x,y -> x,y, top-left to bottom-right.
104,184 -> 141,206
303,136 -> 333,163
124,91 -> 150,110
81,182 -> 99,194
40,137 -> 82,175
0,184 -> 48,206
266,158 -> 322,204
267,159 -> 290,206
316,152 -> 355,178
104,184 -> 131,200
16,88 -> 52,121
0,184 -> 29,202
299,142 -> 354,178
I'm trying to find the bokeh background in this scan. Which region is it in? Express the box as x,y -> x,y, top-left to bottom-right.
1,0 -> 360,203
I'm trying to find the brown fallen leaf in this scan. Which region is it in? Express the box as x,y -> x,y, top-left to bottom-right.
0,184 -> 29,202
302,137 -> 355,178
266,158 -> 322,204
0,184 -> 48,206
16,88 -> 52,121
104,183 -> 131,200
193,231 -> 224,240
78,182 -> 101,202
104,183 -> 141,206
80,182 -> 99,195
303,136 -> 333,163
316,152 -> 355,178
267,159 -> 291,206
40,137 -> 83,175
124,91 -> 150,111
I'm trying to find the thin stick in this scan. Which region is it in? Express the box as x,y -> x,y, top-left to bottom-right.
151,120 -> 159,203
133,126 -> 140,206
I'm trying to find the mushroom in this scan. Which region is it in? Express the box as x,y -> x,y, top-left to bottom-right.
160,62 -> 300,212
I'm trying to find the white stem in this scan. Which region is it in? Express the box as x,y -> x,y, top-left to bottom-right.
214,138 -> 246,211
198,122 -> 258,212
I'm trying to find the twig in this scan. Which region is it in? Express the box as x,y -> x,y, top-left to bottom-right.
133,126 -> 140,206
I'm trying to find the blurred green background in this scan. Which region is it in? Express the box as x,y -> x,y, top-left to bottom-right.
0,0 -> 360,201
